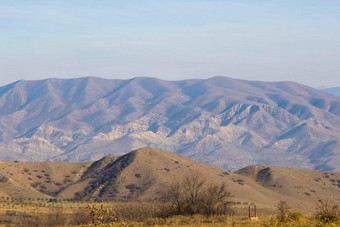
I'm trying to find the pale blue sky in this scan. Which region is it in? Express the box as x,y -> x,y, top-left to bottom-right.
0,0 -> 339,87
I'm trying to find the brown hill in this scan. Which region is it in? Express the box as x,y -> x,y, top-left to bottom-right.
0,148 -> 339,209
236,165 -> 340,208
0,160 -> 91,199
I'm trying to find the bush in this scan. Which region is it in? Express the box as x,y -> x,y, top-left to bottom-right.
163,171 -> 233,216
289,211 -> 303,221
315,199 -> 339,223
275,200 -> 290,222
69,207 -> 92,225
19,208 -> 69,227
44,207 -> 67,226
87,204 -> 116,225
17,207 -> 92,227
114,202 -> 159,221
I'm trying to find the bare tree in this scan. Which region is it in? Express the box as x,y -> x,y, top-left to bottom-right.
205,182 -> 233,215
275,200 -> 290,222
165,171 -> 233,215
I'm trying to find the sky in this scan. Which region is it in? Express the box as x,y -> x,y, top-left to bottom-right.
0,0 -> 339,88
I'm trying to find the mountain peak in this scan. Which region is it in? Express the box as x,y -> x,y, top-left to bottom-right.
0,77 -> 339,171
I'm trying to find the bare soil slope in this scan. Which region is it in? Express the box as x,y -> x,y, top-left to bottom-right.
236,165 -> 340,208
0,148 -> 339,208
0,160 -> 91,199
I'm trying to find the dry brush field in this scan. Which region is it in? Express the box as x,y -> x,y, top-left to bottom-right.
0,189 -> 339,226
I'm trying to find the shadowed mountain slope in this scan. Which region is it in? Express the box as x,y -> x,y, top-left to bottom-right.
0,148 -> 339,208
0,77 -> 340,171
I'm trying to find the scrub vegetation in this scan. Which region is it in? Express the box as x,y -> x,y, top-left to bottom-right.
0,177 -> 338,226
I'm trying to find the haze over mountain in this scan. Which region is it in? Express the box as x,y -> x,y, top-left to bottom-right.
322,87 -> 340,97
0,77 -> 340,171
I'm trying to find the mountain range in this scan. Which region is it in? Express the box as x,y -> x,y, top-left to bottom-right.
0,76 -> 340,171
322,87 -> 340,97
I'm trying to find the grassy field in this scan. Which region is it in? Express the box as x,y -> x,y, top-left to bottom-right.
0,199 -> 339,227
113,215 -> 340,227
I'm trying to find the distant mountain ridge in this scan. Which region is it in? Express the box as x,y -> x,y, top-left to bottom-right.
322,87 -> 340,96
0,76 -> 340,171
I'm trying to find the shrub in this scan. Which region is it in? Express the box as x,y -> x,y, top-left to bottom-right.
44,207 -> 67,226
69,207 -> 91,225
87,204 -> 116,225
163,171 -> 233,216
275,200 -> 290,222
289,211 -> 303,221
315,199 -> 339,223
18,207 -> 71,227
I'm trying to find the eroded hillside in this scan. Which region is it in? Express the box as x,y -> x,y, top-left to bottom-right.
0,77 -> 340,171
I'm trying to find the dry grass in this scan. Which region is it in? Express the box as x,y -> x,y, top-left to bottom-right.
79,214 -> 340,227
0,199 -> 339,227
0,148 -> 339,226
